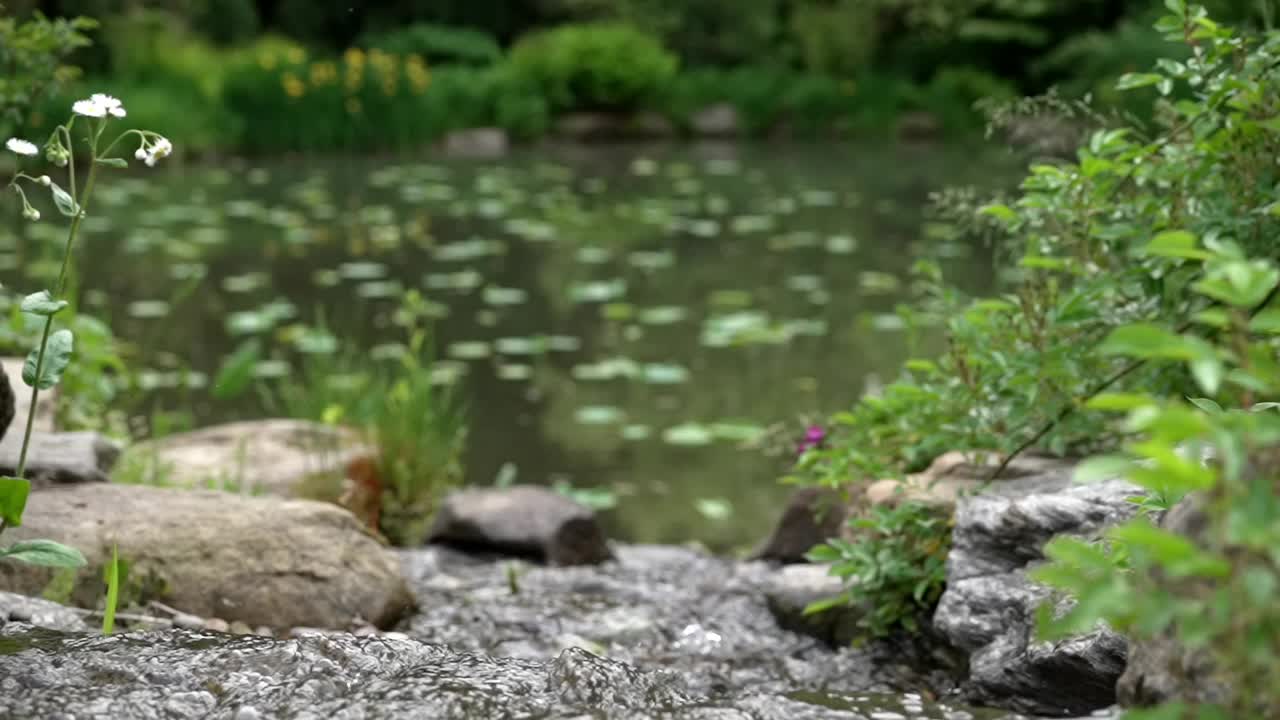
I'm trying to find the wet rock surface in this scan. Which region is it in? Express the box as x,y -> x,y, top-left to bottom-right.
935,466 -> 1143,717
0,622 -> 1063,720
427,484 -> 613,565
0,483 -> 413,630
0,590 -> 88,631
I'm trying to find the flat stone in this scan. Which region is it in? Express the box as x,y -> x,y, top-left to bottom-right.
0,590 -> 86,631
0,483 -> 413,630
0,430 -> 120,485
761,563 -> 861,646
428,485 -> 612,565
122,418 -> 371,498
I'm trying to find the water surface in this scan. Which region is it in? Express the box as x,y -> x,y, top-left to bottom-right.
2,141 -> 1020,551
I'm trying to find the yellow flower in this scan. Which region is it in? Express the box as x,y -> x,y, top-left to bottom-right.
287,46 -> 306,65
282,72 -> 306,98
258,53 -> 277,71
344,47 -> 365,67
310,61 -> 337,86
346,97 -> 362,115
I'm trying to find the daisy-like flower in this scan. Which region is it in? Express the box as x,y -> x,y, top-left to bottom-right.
142,136 -> 173,167
5,138 -> 38,156
72,93 -> 128,119
72,98 -> 106,118
90,93 -> 127,118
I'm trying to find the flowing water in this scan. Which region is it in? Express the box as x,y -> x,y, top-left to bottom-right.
1,140 -> 1021,551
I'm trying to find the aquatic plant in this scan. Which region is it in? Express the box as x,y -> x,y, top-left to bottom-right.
1,91 -> 172,568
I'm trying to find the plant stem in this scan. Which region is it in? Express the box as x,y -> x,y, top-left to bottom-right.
14,153 -> 99,481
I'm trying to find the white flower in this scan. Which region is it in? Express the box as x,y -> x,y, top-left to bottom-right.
23,207 -> 40,221
90,93 -> 127,118
37,175 -> 51,187
5,138 -> 38,156
72,93 -> 127,119
134,147 -> 148,160
143,136 -> 173,167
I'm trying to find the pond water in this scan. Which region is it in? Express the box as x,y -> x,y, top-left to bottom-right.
2,141 -> 1020,552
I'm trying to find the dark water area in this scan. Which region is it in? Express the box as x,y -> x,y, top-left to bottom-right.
1,140 -> 1022,552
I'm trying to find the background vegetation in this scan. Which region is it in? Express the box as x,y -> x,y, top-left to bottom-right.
4,0 -> 1279,154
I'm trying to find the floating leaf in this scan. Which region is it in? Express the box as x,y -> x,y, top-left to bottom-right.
663,423 -> 714,446
638,306 -> 688,325
575,406 -> 625,425
483,286 -> 528,306
694,498 -> 733,521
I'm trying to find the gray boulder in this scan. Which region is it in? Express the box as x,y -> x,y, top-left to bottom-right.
761,563 -> 861,646
0,430 -> 120,485
0,483 -> 413,630
0,590 -> 88,631
427,485 -> 612,565
441,127 -> 509,158
122,419 -> 370,497
934,463 -> 1143,716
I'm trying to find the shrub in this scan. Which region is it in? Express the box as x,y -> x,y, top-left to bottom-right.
796,6 -> 1280,716
507,23 -> 678,112
192,0 -> 260,46
0,13 -> 96,133
357,23 -> 503,66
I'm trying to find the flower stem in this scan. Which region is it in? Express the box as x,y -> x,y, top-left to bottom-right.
14,152 -> 99,481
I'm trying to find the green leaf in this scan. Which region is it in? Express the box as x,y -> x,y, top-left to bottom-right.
0,539 -> 87,568
1116,72 -> 1165,90
1249,308 -> 1280,334
102,544 -> 120,635
50,183 -> 79,217
1099,324 -> 1197,359
1074,455 -> 1134,483
96,158 -> 128,168
19,291 -> 67,317
0,476 -> 31,527
22,329 -> 74,390
211,338 -> 261,400
1187,397 -> 1223,414
802,594 -> 848,616
978,203 -> 1017,223
1190,355 -> 1223,395
1142,230 -> 1211,260
1087,393 -> 1155,411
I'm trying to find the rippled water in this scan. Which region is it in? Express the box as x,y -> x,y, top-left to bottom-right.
1,140 -> 1019,550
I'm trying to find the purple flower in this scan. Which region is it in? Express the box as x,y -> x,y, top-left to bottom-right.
796,425 -> 827,456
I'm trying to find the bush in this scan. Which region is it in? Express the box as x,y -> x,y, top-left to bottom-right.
507,23 -> 678,112
357,23 -> 503,66
0,12 -> 95,133
795,5 -> 1280,715
192,0 -> 260,46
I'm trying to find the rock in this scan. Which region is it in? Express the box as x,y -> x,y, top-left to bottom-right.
553,112 -> 675,141
690,103 -> 741,137
173,612 -> 205,630
427,485 -> 612,565
933,461 -> 1144,716
123,419 -> 371,497
865,450 -> 1073,510
229,620 -> 253,635
441,127 -> 508,158
400,543 -> 963,701
203,617 -> 231,633
1114,495 -> 1236,711
0,430 -> 120,485
1002,114 -> 1086,159
633,111 -> 676,137
1,356 -> 54,436
0,590 -> 87,631
896,111 -> 942,141
762,563 -> 861,646
0,483 -> 413,630
750,486 -> 848,563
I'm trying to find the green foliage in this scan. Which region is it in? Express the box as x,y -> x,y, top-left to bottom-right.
262,298 -> 468,546
357,23 -> 503,66
102,544 -> 119,634
793,4 -> 1280,714
804,500 -> 951,640
507,23 -> 679,112
192,0 -> 260,46
0,12 -> 96,132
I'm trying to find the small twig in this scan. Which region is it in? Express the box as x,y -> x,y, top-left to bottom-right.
145,600 -> 186,618
66,607 -> 174,626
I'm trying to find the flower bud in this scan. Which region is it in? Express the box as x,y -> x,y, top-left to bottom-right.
23,207 -> 40,221
37,175 -> 51,187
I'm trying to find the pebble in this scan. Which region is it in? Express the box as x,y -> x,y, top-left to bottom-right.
254,626 -> 274,638
229,621 -> 253,635
233,706 -> 263,720
203,618 -> 230,634
173,613 -> 205,631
